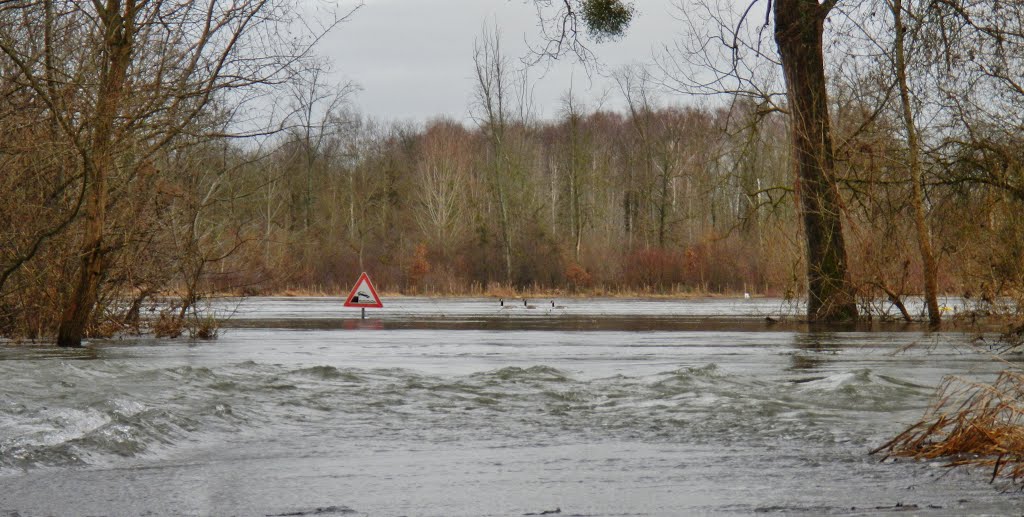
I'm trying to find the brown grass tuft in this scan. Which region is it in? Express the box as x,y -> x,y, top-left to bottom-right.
874,371 -> 1024,484
188,314 -> 219,340
152,312 -> 184,338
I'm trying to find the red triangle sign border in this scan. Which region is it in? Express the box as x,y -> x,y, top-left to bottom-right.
343,272 -> 384,308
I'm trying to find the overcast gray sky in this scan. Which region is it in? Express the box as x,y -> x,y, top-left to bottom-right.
319,0 -> 681,123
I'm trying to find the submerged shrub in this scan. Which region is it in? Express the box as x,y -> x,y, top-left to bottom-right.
152,313 -> 184,339
188,314 -> 219,340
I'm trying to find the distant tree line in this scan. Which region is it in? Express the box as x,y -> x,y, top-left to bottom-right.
2,0 -> 1024,343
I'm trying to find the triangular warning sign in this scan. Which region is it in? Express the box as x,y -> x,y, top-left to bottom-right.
343,272 -> 383,308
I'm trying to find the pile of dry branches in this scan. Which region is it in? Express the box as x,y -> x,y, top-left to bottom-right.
874,371 -> 1024,484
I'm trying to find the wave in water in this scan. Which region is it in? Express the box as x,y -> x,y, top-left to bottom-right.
0,359 -> 933,472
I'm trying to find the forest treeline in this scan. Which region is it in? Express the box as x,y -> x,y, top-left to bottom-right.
2,1 -> 1024,342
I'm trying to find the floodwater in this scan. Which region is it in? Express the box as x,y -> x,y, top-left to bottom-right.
1,297 -> 1021,516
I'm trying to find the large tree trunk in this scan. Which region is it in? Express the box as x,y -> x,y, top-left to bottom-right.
57,0 -> 134,347
893,0 -> 941,327
774,0 -> 858,322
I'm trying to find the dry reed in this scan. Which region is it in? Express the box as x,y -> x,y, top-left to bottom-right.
874,371 -> 1024,484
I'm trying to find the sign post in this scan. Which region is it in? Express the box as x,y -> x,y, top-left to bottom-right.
343,272 -> 383,319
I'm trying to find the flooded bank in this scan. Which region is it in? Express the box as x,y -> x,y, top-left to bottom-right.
1,298 -> 1021,515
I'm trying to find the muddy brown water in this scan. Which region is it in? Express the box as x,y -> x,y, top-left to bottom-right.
1,297 -> 1022,516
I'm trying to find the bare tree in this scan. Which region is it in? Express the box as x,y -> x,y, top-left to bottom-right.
472,25 -> 531,284
286,67 -> 359,232
557,89 -> 592,260
415,119 -> 471,255
0,0 -> 360,346
889,0 -> 941,325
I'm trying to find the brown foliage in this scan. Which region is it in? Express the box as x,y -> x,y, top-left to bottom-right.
406,243 -> 431,291
622,248 -> 684,291
565,262 -> 593,291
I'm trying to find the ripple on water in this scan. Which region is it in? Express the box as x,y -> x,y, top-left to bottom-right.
480,365 -> 570,383
0,356 -> 950,475
0,400 -> 202,470
287,365 -> 364,383
791,368 -> 933,411
0,362 -> 310,472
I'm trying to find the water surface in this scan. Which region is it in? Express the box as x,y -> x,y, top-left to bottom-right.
1,297 -> 1019,516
